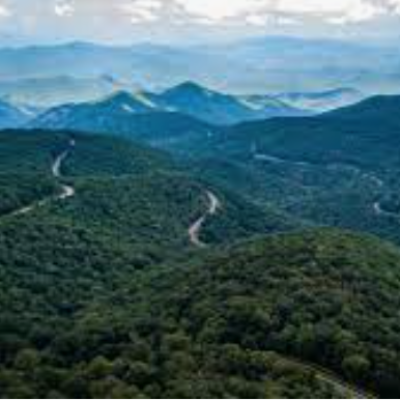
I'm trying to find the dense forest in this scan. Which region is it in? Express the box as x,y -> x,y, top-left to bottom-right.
1,128 -> 400,398
163,96 -> 400,246
32,94 -> 400,247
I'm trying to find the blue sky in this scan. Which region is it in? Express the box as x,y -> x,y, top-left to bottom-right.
0,0 -> 400,45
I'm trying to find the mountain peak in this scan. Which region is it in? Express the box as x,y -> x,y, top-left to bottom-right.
107,90 -> 136,103
94,90 -> 160,113
165,81 -> 214,97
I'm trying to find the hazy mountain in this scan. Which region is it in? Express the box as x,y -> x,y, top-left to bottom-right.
30,83 -> 306,135
29,91 -> 215,145
0,38 -> 399,95
0,75 -> 118,107
0,99 -> 35,128
275,88 -> 365,112
0,42 -> 206,90
210,36 -> 400,93
159,81 -> 306,124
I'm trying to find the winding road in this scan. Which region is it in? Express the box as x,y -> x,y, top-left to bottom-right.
188,190 -> 221,248
51,139 -> 76,200
274,353 -> 376,399
11,139 -> 75,217
373,200 -> 400,220
254,151 -> 400,221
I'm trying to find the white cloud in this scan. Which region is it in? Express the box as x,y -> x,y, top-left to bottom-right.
278,0 -> 384,23
2,0 -> 400,45
279,0 -> 356,14
0,3 -> 11,18
174,0 -> 268,21
387,0 -> 400,12
119,0 -> 163,23
245,14 -> 269,26
54,1 -> 74,17
172,0 -> 397,25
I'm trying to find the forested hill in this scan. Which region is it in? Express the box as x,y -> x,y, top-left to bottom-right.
2,224 -> 400,397
219,94 -> 400,171
130,229 -> 400,398
1,128 -> 400,398
0,128 -> 295,246
0,129 -> 175,215
168,95 -> 400,247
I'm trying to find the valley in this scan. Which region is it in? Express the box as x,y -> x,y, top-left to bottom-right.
253,150 -> 395,221
1,37 -> 400,399
1,120 -> 400,398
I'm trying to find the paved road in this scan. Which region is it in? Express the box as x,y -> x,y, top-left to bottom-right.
189,190 -> 221,248
274,353 -> 376,399
52,139 -> 76,200
254,152 -> 398,221
373,200 -> 400,219
11,139 -> 75,217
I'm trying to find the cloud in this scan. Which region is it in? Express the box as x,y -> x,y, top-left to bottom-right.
0,3 -> 11,18
119,0 -> 163,23
386,0 -> 400,12
54,1 -> 74,17
278,0 -> 385,23
174,0 -> 267,21
7,0 -> 400,29
2,0 -> 400,46
172,0 -> 398,25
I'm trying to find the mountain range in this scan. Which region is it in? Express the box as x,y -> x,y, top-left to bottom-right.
28,82 -> 308,135
0,75 -> 117,107
23,91 -> 400,247
274,88 -> 364,112
162,94 -> 400,246
2,39 -> 400,398
0,99 -> 38,129
0,37 -> 399,98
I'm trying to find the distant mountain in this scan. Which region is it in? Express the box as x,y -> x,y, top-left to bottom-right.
0,99 -> 35,128
275,88 -> 364,112
0,42 -> 206,91
201,94 -> 400,170
323,93 -> 400,122
0,75 -> 117,107
29,91 -> 215,145
239,94 -> 311,116
0,38 -> 399,95
159,81 -> 305,124
30,83 -> 306,135
212,36 -> 400,93
31,90 -> 158,126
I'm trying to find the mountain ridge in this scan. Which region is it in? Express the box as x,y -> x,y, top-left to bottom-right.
30,82 -> 307,129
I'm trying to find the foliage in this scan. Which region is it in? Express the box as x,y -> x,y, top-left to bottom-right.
1,127 -> 400,398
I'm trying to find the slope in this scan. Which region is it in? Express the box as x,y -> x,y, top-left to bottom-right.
176,94 -> 400,245
2,228 -> 399,397
0,99 -> 33,129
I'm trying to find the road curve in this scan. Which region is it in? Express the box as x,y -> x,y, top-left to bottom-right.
254,152 -> 394,222
274,353 -> 376,399
373,201 -> 400,220
52,139 -> 76,200
189,190 -> 221,248
11,139 -> 75,217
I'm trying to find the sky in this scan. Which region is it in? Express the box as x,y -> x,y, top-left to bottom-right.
0,0 -> 400,45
